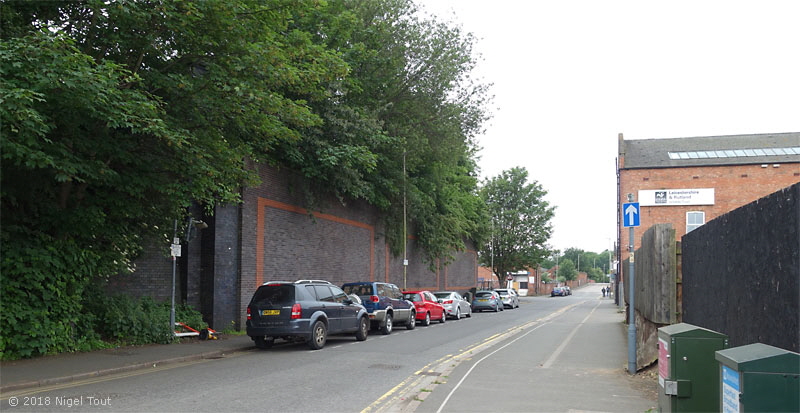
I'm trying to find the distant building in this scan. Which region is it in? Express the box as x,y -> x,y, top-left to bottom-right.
616,132 -> 800,278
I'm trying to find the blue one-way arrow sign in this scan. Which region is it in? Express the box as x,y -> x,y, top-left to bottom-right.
623,202 -> 640,227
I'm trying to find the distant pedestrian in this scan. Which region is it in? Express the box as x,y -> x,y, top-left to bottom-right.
601,287 -> 606,297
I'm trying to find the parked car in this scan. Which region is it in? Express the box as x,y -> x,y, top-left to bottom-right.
341,282 -> 416,334
495,288 -> 519,309
433,291 -> 472,319
402,290 -> 446,326
551,286 -> 565,297
563,286 -> 572,295
471,290 -> 504,312
246,280 -> 369,350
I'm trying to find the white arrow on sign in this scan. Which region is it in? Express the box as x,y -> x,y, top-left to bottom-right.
625,204 -> 639,226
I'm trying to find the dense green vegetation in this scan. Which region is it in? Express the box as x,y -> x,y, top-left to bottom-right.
0,0 -> 497,358
543,248 -> 614,282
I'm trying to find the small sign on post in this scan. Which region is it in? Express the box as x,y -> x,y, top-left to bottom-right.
623,202 -> 640,227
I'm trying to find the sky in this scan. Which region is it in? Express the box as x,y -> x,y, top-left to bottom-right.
417,0 -> 800,253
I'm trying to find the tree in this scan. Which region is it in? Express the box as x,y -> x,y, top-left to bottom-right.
557,259 -> 577,281
0,0 -> 492,357
479,167 -> 555,286
0,0 -> 349,358
278,0 -> 491,266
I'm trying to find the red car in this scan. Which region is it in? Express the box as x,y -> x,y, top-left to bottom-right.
402,290 -> 446,326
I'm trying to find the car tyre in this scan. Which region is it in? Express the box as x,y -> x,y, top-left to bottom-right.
455,308 -> 461,319
308,321 -> 327,350
422,312 -> 431,326
406,311 -> 416,330
439,312 -> 446,323
254,336 -> 273,349
493,306 -> 499,312
380,313 -> 393,335
466,307 -> 472,318
355,316 -> 368,341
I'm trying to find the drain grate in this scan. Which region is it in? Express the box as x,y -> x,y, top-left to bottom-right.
369,363 -> 402,370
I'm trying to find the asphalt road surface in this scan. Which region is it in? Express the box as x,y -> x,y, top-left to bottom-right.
0,284 -> 656,412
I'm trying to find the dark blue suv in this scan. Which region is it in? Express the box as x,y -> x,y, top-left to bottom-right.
341,282 -> 415,334
246,280 -> 369,350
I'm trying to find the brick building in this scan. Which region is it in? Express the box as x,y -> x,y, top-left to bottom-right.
615,132 -> 800,285
108,164 -> 479,330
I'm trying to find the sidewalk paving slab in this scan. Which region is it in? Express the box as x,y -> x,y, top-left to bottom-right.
0,335 -> 254,394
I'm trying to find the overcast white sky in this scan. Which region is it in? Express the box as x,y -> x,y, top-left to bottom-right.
418,0 -> 800,253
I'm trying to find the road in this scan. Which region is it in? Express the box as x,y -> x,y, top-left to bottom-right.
0,284 -> 656,412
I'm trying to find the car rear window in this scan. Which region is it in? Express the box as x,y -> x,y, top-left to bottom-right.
403,293 -> 422,302
251,284 -> 295,306
476,292 -> 493,298
433,293 -> 450,299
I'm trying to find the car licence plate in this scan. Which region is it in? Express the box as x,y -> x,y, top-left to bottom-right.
261,310 -> 280,316
478,299 -> 488,302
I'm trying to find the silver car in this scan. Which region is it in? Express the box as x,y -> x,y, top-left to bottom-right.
433,291 -> 472,319
495,288 -> 519,309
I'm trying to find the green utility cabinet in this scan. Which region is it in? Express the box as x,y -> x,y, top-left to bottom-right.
715,343 -> 800,413
657,323 -> 729,412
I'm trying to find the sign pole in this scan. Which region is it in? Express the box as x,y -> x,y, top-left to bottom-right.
624,194 -> 639,374
627,224 -> 636,374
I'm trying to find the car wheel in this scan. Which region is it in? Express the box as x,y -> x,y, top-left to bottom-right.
406,311 -> 416,330
355,316 -> 368,341
254,336 -> 273,349
439,311 -> 446,323
380,313 -> 393,335
308,321 -> 327,350
455,308 -> 461,319
466,307 -> 472,318
422,312 -> 431,326
493,306 -> 499,312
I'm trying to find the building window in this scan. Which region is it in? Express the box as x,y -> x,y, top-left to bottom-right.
686,211 -> 705,233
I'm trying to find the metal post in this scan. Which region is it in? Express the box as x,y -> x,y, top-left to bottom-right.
403,151 -> 407,290
170,219 -> 177,337
627,225 -> 636,374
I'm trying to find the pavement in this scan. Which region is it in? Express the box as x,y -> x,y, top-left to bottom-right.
0,334 -> 255,394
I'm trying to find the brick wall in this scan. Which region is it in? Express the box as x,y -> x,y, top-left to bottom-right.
236,164 -> 478,328
109,164 -> 479,330
618,163 -> 800,263
106,238 -> 173,302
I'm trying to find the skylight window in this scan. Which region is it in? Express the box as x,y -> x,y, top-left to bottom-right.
668,147 -> 800,161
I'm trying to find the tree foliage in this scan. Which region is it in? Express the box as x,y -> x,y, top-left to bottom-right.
543,248 -> 613,282
276,0 -> 490,265
0,0 -> 490,357
557,258 -> 577,281
479,167 -> 555,286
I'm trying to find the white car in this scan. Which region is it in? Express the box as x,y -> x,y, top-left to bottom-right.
433,291 -> 472,319
495,288 -> 520,309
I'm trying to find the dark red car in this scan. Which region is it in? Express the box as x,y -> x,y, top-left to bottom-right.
402,290 -> 446,326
